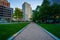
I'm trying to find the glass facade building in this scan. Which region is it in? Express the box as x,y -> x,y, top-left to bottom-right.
49,0 -> 60,5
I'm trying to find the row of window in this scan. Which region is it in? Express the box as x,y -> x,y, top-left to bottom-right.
0,1 -> 10,7
0,5 -> 13,17
0,14 -> 11,17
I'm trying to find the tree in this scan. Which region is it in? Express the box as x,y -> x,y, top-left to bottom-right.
39,0 -> 50,22
50,3 -> 60,23
32,0 -> 50,22
32,10 -> 39,22
13,8 -> 23,21
32,6 -> 40,22
42,0 -> 50,6
32,0 -> 60,23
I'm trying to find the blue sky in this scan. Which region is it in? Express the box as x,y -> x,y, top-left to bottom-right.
8,0 -> 43,10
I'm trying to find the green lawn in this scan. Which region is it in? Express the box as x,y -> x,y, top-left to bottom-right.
38,23 -> 60,38
0,22 -> 29,40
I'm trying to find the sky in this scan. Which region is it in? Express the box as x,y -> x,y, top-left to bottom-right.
8,0 -> 43,10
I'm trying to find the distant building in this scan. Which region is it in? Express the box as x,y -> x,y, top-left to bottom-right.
0,0 -> 13,22
22,2 -> 32,21
49,0 -> 60,5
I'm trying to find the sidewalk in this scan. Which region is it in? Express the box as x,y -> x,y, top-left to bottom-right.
13,22 -> 55,40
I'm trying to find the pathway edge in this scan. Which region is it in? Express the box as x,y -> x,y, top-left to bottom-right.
8,23 -> 30,40
37,24 -> 60,40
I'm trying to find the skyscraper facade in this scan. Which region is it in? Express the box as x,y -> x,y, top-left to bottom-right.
22,2 -> 32,21
0,0 -> 13,22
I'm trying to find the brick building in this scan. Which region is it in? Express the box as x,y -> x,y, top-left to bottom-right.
0,0 -> 13,22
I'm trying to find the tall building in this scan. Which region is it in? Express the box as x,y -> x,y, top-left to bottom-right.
0,0 -> 13,22
22,2 -> 32,21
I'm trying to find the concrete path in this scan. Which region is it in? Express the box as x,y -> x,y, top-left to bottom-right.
13,22 -> 55,40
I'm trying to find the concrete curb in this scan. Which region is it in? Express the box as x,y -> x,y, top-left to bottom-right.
37,24 -> 60,40
8,23 -> 30,40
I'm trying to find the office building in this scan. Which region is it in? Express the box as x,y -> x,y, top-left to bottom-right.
22,2 -> 32,21
0,0 -> 13,22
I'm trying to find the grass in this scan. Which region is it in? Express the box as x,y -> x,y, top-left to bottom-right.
0,22 -> 29,40
38,23 -> 60,38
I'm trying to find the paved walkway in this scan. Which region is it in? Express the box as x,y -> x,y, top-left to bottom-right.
13,22 -> 55,40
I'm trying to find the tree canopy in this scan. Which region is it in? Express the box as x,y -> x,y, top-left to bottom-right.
13,8 -> 23,21
32,0 -> 60,23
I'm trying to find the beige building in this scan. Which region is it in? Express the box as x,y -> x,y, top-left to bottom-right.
22,2 -> 32,21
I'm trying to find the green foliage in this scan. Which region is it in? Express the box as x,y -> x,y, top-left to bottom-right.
13,8 -> 23,19
32,0 -> 50,22
51,3 -> 60,15
32,0 -> 60,23
42,0 -> 50,6
32,10 -> 39,22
